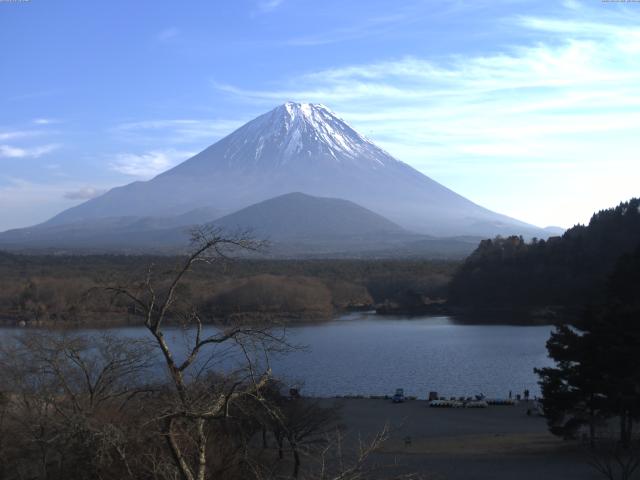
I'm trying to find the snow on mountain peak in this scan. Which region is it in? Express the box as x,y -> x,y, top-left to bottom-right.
257,101 -> 389,166
168,102 -> 400,174
282,101 -> 328,116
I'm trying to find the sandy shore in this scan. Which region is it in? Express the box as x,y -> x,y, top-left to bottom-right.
319,398 -> 601,480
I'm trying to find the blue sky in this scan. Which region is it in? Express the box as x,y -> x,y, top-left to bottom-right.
1,0 -> 639,231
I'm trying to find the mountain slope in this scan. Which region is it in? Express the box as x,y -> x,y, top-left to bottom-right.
0,192 -> 480,258
212,192 -> 405,239
41,102 -> 544,238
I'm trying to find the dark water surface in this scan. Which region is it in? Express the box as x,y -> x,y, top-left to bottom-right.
0,312 -> 554,399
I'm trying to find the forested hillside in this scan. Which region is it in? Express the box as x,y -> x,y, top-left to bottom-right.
0,253 -> 456,326
448,198 -> 640,312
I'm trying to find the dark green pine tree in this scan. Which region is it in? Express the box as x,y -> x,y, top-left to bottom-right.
535,319 -> 609,444
594,246 -> 640,447
536,245 -> 640,446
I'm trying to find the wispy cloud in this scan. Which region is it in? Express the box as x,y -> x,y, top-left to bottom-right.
0,143 -> 60,159
112,118 -> 245,144
257,0 -> 284,13
214,8 -> 640,226
32,118 -> 59,125
0,178 -> 112,231
284,13 -> 410,47
63,187 -> 106,200
6,89 -> 62,102
156,26 -> 180,41
109,149 -> 195,178
561,0 -> 582,10
0,130 -> 41,141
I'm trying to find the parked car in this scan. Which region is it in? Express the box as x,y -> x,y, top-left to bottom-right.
392,388 -> 405,403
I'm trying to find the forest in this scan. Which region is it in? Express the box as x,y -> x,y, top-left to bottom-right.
0,249 -> 455,326
448,198 -> 640,320
4,198 -> 640,327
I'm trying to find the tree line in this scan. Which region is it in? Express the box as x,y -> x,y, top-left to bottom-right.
0,251 -> 455,326
448,198 -> 640,315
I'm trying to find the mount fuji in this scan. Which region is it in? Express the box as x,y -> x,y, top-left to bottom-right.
0,102 -> 549,254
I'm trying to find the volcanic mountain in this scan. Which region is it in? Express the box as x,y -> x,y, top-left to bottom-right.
43,102 -> 543,236
0,102 -> 550,253
213,192 -> 405,239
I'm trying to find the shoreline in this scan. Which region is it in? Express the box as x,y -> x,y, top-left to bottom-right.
323,397 -> 594,480
376,302 -> 578,325
0,308 -> 560,330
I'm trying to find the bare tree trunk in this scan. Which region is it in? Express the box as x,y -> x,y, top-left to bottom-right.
276,434 -> 284,459
164,417 -> 195,480
196,418 -> 208,480
589,399 -> 596,448
39,444 -> 49,480
620,409 -> 630,449
292,444 -> 301,479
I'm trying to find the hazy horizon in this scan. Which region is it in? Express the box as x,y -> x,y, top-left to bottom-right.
1,0 -> 639,231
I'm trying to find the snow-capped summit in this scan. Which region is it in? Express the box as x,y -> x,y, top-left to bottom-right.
167,102 -> 396,174
273,101 -> 381,162
40,102 -> 546,238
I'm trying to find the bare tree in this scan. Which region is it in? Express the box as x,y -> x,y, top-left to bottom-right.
0,331 -> 155,480
587,440 -> 640,480
267,395 -> 341,478
0,390 -> 8,479
107,226 -> 287,480
304,423 -> 424,480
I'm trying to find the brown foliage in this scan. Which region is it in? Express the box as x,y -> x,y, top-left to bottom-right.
208,274 -> 334,320
0,252 -> 457,327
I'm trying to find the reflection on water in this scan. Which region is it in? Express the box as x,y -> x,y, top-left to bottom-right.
276,313 -> 553,398
0,312 -> 554,399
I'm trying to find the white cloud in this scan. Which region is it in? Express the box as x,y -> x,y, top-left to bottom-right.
109,149 -> 195,178
63,187 -> 106,200
156,26 -> 180,41
32,118 -> 59,125
283,13 -> 409,47
7,89 -> 62,103
214,9 -> 640,227
0,130 -> 40,141
561,0 -> 582,11
0,178 -> 112,231
112,118 -> 244,144
0,143 -> 60,159
257,0 -> 284,13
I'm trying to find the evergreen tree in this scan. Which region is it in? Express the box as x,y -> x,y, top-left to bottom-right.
536,245 -> 640,446
450,198 -> 640,311
535,320 -> 609,444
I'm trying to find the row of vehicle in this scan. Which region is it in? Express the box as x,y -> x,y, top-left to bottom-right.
429,399 -> 489,408
392,389 -> 522,408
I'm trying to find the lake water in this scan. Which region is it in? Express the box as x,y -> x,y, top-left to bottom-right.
0,312 -> 554,399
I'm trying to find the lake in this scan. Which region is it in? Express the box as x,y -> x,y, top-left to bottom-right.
0,312 -> 554,399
